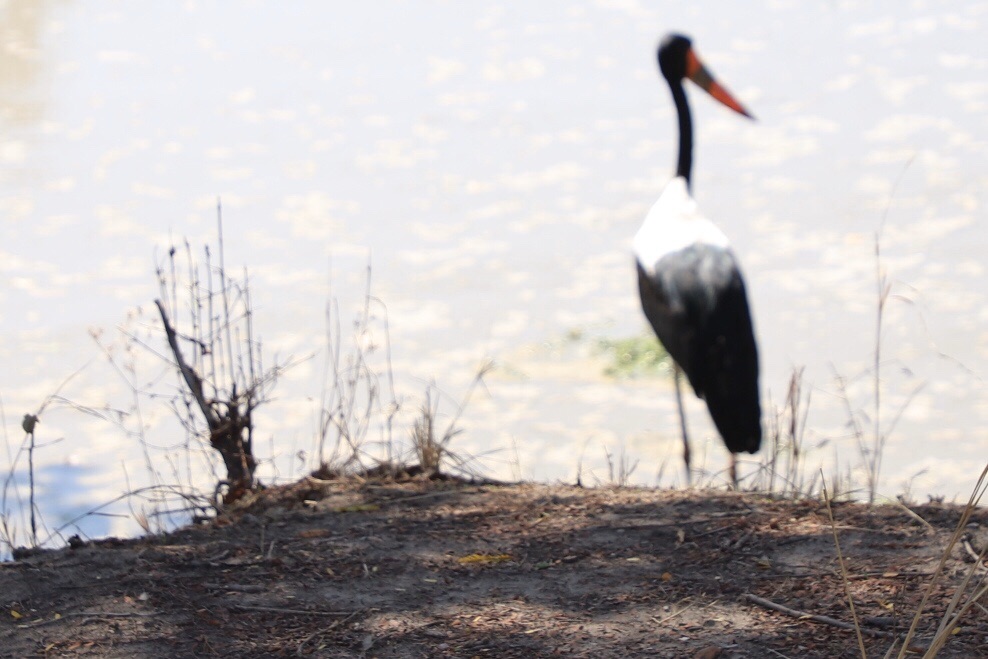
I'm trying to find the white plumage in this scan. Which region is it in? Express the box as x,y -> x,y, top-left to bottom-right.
633,176 -> 730,277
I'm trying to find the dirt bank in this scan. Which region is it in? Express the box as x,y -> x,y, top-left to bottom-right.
1,479 -> 986,658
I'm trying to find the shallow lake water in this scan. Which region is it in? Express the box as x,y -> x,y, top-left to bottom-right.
1,0 -> 986,549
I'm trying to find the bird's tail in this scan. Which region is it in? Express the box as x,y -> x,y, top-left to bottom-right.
705,378 -> 761,454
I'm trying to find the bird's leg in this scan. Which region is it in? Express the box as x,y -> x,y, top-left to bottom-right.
729,453 -> 738,490
673,364 -> 691,487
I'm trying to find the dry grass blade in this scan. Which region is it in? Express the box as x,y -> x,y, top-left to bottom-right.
411,361 -> 493,478
890,497 -> 935,534
924,553 -> 988,656
919,462 -> 988,657
315,268 -> 397,476
897,461 -> 988,658
1,366 -> 90,555
759,366 -> 811,496
822,474 -> 868,659
411,390 -> 444,475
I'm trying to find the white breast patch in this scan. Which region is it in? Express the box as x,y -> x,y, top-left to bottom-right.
633,177 -> 730,274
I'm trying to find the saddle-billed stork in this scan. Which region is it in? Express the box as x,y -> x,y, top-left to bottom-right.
633,33 -> 761,487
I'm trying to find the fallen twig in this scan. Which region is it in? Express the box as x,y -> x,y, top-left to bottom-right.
377,488 -> 475,505
961,535 -> 988,573
744,593 -> 901,640
757,570 -> 934,581
763,647 -> 795,659
20,611 -> 159,628
614,510 -> 753,531
203,583 -> 266,593
231,604 -> 356,617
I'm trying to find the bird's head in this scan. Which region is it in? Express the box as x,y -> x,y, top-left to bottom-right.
658,33 -> 754,120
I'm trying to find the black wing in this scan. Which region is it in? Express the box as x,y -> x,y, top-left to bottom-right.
637,244 -> 761,454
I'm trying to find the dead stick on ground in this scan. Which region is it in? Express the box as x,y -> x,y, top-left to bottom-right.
614,510 -> 753,531
377,489 -> 472,504
651,598 -> 723,629
651,602 -> 695,626
961,537 -> 988,573
202,583 -> 266,593
232,604 -> 356,617
744,593 -> 901,640
21,611 -> 159,628
764,647 -> 795,659
758,570 -> 934,581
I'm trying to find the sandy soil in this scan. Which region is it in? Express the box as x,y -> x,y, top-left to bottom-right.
1,479 -> 986,658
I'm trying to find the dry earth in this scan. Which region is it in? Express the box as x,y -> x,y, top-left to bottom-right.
1,479 -> 986,658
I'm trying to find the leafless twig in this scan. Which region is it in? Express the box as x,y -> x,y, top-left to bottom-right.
745,593 -> 900,640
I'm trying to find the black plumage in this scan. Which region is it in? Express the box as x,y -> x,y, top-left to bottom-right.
637,246 -> 760,454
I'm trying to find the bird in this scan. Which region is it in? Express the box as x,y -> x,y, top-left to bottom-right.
633,33 -> 761,488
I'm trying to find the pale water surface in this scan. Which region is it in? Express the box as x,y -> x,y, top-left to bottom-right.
1,0 -> 986,548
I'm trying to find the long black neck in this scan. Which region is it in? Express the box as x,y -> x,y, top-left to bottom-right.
669,78 -> 693,188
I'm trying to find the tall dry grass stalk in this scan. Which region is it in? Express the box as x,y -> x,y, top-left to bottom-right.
0,367 -> 95,556
756,367 -> 812,496
898,462 -> 988,658
869,233 -> 891,505
860,158 -> 919,505
409,362 -> 493,478
822,474 -> 868,659
312,262 -> 491,480
604,443 -> 639,487
315,265 -> 398,475
831,225 -> 923,505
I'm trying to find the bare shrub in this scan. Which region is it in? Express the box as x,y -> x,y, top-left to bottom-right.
152,206 -> 297,502
409,368 -> 492,479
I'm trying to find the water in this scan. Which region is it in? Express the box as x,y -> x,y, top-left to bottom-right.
1,0 -> 986,551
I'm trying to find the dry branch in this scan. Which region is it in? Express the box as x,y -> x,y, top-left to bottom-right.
155,300 -> 217,428
155,298 -> 256,496
744,593 -> 902,640
231,604 -> 357,617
